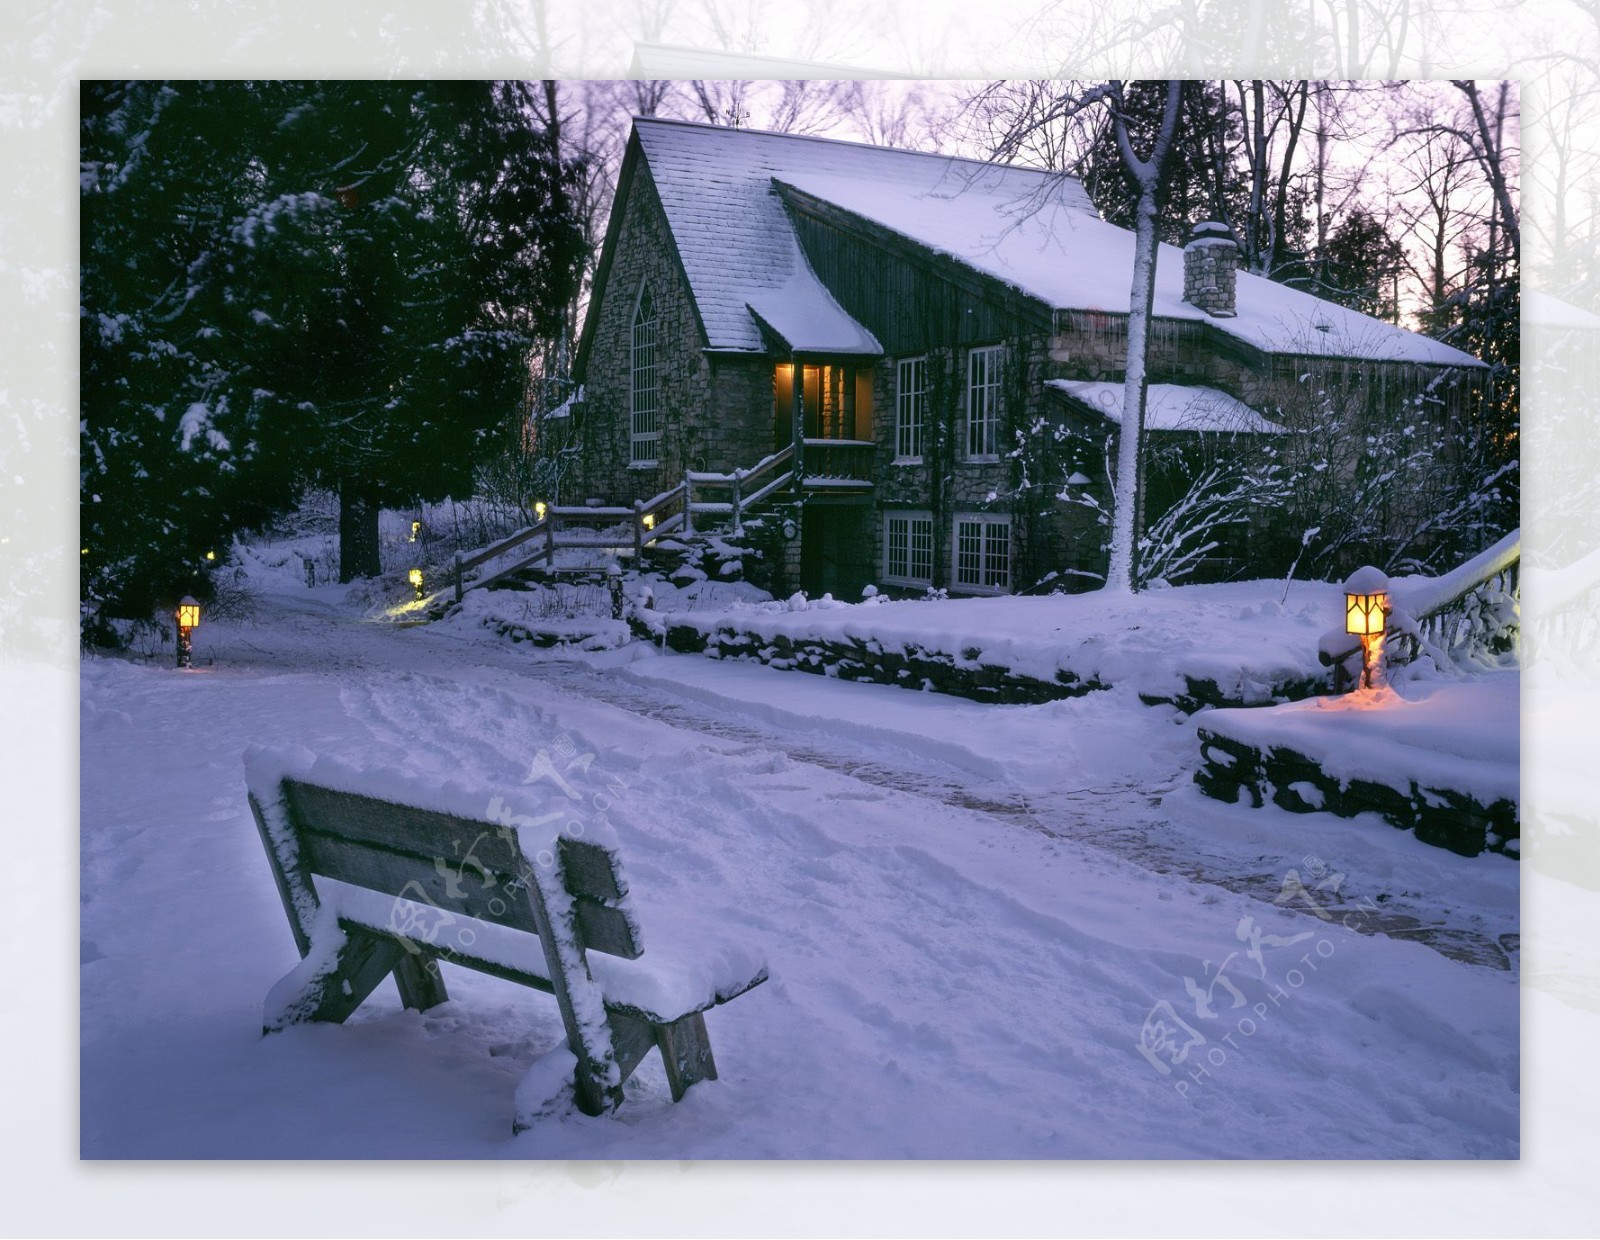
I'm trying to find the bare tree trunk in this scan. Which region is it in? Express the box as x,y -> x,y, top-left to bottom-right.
1453,79 -> 1521,266
339,478 -> 382,582
1105,80 -> 1182,595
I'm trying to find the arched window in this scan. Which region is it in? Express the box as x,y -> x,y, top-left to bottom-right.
630,284 -> 659,465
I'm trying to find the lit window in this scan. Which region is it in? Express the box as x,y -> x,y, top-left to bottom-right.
954,514 -> 1010,593
966,345 -> 1003,459
895,357 -> 927,461
884,511 -> 933,585
630,284 -> 659,465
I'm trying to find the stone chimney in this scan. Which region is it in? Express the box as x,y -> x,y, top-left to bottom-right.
1183,221 -> 1238,318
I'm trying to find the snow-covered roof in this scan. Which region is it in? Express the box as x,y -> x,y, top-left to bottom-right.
744,255 -> 881,355
638,118 -> 901,354
1524,288 -> 1600,331
1047,380 -> 1283,434
635,118 -> 1482,368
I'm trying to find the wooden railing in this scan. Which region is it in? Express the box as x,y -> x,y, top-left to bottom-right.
450,437 -> 869,600
801,438 -> 875,487
1387,529 -> 1520,669
684,443 -> 795,536
1321,530 -> 1521,679
452,482 -> 688,601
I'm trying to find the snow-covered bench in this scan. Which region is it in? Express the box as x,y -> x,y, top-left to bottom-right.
243,747 -> 768,1128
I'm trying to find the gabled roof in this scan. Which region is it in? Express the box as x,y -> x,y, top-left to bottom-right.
632,117 -> 1483,369
1047,380 -> 1282,434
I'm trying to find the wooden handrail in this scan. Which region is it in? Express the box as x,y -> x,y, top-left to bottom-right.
458,519 -> 549,575
1323,531 -> 1521,675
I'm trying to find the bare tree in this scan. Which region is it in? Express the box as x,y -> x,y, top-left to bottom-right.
1102,80 -> 1184,593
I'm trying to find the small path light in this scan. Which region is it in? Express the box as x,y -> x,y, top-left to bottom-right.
1344,565 -> 1390,690
408,567 -> 426,600
175,596 -> 201,669
534,501 -> 548,522
641,512 -> 655,531
410,520 -> 422,543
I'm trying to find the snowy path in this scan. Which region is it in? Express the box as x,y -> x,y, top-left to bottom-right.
80,589 -> 1520,1158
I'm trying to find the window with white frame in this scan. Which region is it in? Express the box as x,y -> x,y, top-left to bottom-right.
966,345 -> 1003,459
953,514 -> 1011,592
630,283 -> 659,465
895,357 -> 927,461
883,511 -> 934,586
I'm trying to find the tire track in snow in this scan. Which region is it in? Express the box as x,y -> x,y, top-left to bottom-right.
502,659 -> 1518,974
231,594 -> 1513,974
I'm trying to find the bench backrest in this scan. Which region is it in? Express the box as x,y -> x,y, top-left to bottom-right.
275,779 -> 641,959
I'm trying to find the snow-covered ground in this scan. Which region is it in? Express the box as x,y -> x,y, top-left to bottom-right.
72,547 -> 1541,1165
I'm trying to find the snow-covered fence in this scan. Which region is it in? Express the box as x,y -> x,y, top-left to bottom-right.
684,442 -> 795,536
1387,530 -> 1520,672
450,484 -> 689,601
1317,531 -> 1520,682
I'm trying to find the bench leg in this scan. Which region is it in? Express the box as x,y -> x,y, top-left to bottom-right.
393,953 -> 449,1012
264,927 -> 408,1031
655,1011 -> 717,1102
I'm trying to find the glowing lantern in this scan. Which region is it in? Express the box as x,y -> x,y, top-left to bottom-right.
410,520 -> 422,543
408,568 -> 425,600
535,501 -> 548,522
641,513 -> 656,531
174,596 -> 200,669
205,550 -> 217,562
1343,566 -> 1390,690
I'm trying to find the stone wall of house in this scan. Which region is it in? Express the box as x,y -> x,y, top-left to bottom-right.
571,165 -> 799,507
569,164 -> 700,504
858,328 -> 1119,594
569,164 -> 755,507
694,356 -> 778,473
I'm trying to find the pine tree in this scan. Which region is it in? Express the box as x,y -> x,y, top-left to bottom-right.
80,80 -> 588,618
1312,208 -> 1406,320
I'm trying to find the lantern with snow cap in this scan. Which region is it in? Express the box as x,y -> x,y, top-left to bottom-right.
174,596 -> 200,669
1343,566 -> 1390,689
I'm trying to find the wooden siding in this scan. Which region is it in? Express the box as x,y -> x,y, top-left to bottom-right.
782,186 -> 1051,356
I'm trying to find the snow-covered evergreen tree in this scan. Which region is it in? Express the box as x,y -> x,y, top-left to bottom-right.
81,81 -> 587,621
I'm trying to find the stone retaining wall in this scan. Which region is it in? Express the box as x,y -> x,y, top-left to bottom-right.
1194,726 -> 1519,859
665,622 -> 1105,705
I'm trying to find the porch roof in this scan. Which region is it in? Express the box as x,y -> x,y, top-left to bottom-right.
1047,380 -> 1283,434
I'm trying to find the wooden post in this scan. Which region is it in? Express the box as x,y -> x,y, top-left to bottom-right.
731,472 -> 743,535
633,500 -> 645,558
545,513 -> 557,566
607,561 -> 624,620
683,473 -> 695,537
453,550 -> 464,604
791,354 -> 805,488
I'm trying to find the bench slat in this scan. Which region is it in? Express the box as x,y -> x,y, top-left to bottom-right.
573,897 -> 642,959
559,837 -> 628,902
300,830 -> 540,935
284,781 -> 528,875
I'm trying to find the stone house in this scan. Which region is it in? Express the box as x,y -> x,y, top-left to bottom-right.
566,117 -> 1485,598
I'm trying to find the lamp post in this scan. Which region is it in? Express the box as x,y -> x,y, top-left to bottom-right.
1343,566 -> 1390,691
606,559 -> 624,620
174,596 -> 200,669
